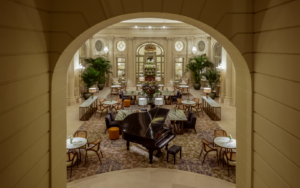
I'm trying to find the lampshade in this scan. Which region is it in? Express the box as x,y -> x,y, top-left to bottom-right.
154,98 -> 163,106
89,88 -> 97,93
155,77 -> 161,82
139,77 -> 145,82
103,46 -> 109,54
204,88 -> 211,93
139,98 -> 147,105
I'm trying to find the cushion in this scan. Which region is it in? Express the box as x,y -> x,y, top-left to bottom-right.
66,155 -> 77,167
86,150 -> 101,156
203,150 -> 217,156
168,145 -> 181,154
225,155 -> 236,166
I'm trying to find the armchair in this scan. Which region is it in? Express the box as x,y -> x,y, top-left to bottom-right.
119,91 -> 132,101
104,114 -> 119,133
171,91 -> 182,103
183,113 -> 197,133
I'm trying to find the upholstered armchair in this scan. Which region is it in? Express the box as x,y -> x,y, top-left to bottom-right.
183,113 -> 197,133
104,114 -> 119,133
112,78 -> 121,85
171,91 -> 182,103
180,78 -> 189,85
119,91 -> 131,101
85,138 -> 103,166
199,138 -> 219,166
66,151 -> 78,178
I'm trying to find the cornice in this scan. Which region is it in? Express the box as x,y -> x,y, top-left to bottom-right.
105,27 -> 198,31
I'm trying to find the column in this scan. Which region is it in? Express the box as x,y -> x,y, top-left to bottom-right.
166,37 -> 173,87
107,37 -> 114,86
207,36 -> 211,59
73,50 -> 81,103
126,37 -> 134,87
224,50 -> 233,105
67,58 -> 76,106
219,47 -> 227,103
186,36 -> 193,87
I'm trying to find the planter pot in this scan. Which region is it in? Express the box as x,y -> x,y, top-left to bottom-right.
193,82 -> 201,90
97,83 -> 105,90
83,93 -> 91,100
209,92 -> 216,99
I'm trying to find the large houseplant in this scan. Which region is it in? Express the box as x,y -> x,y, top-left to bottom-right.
84,57 -> 112,90
202,69 -> 220,99
81,67 -> 99,99
185,54 -> 214,90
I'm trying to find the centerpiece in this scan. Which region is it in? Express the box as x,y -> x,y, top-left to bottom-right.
141,81 -> 159,103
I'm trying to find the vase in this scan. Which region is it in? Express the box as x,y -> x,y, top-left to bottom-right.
97,83 -> 104,90
209,92 -> 216,99
70,138 -> 73,144
83,93 -> 91,100
193,82 -> 201,90
148,94 -> 154,103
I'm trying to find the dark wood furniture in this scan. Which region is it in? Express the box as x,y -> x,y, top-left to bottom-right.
104,114 -> 119,133
79,96 -> 98,121
199,138 -> 219,166
167,145 -> 182,164
66,151 -> 78,178
223,150 -> 236,176
183,113 -> 197,133
202,96 -> 221,121
85,138 -> 103,166
122,108 -> 176,164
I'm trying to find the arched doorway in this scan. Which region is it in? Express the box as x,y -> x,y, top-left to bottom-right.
51,13 -> 252,188
136,42 -> 165,83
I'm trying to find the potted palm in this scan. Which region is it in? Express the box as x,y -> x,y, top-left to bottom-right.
185,54 -> 214,90
84,57 -> 112,90
202,69 -> 220,99
81,67 -> 99,100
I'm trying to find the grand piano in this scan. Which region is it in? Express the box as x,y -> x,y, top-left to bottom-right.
122,108 -> 176,164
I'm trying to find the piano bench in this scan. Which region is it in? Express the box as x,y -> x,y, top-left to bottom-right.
123,99 -> 131,107
167,145 -> 182,165
109,127 -> 119,140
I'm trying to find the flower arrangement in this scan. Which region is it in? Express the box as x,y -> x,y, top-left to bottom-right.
145,61 -> 156,69
142,81 -> 159,102
68,135 -> 73,144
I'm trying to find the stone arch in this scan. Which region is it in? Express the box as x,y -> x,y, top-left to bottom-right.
51,13 -> 252,188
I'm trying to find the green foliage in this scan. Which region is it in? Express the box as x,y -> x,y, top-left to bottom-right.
84,57 -> 112,84
202,69 -> 220,92
185,54 -> 214,83
81,67 -> 99,93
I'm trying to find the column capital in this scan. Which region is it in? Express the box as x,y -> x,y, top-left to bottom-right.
186,36 -> 193,41
207,36 -> 211,40
106,36 -> 115,41
166,37 -> 173,41
126,37 -> 134,41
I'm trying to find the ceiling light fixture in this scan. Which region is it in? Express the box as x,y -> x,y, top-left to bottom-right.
135,26 -> 137,28
149,26 -> 151,29
163,26 -> 165,29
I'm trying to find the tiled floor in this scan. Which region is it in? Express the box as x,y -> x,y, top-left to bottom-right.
66,87 -> 236,188
67,168 -> 235,188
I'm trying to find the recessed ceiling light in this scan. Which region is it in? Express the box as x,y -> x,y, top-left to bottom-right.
163,26 -> 165,28
149,26 -> 151,29
135,26 -> 137,28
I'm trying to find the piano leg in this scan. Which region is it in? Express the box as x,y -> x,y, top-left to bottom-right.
165,144 -> 168,150
149,149 -> 154,164
126,141 -> 130,150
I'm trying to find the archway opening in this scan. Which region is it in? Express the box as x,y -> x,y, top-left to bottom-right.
52,13 -> 252,187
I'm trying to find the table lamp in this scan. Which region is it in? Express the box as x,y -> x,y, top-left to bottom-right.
139,98 -> 147,109
89,87 -> 97,99
154,98 -> 163,107
139,77 -> 145,83
155,77 -> 161,82
204,88 -> 211,98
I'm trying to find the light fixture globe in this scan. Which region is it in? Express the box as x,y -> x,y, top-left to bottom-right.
103,46 -> 109,54
192,46 -> 197,54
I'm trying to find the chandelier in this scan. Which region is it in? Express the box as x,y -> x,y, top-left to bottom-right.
145,44 -> 156,51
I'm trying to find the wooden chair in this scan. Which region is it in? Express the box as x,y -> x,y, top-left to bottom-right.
110,87 -> 119,97
223,150 -> 236,176
73,130 -> 87,160
85,138 -> 103,165
199,138 -> 219,166
191,98 -> 203,117
112,78 -> 121,85
66,151 -> 78,178
95,99 -> 109,119
214,129 -> 228,154
176,98 -> 188,112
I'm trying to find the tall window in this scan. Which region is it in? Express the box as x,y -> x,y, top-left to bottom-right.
117,58 -> 126,80
214,42 -> 222,67
174,58 -> 184,80
136,43 -> 165,82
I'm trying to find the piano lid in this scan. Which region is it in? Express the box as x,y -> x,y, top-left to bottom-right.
122,108 -> 170,140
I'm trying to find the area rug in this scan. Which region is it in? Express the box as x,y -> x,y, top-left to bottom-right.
67,94 -> 236,184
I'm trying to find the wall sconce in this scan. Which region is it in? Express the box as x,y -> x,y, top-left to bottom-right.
192,46 -> 197,55
104,46 -> 109,54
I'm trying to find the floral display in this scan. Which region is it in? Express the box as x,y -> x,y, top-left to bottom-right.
144,61 -> 156,69
141,81 -> 159,102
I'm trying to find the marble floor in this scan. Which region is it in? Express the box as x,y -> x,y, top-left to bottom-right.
67,168 -> 235,188
66,86 -> 236,187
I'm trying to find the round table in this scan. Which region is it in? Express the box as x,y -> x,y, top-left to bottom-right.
66,137 -> 87,150
103,100 -> 118,111
214,137 -> 236,149
181,100 -> 196,111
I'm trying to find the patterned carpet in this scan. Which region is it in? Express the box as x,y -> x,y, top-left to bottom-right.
67,94 -> 236,183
